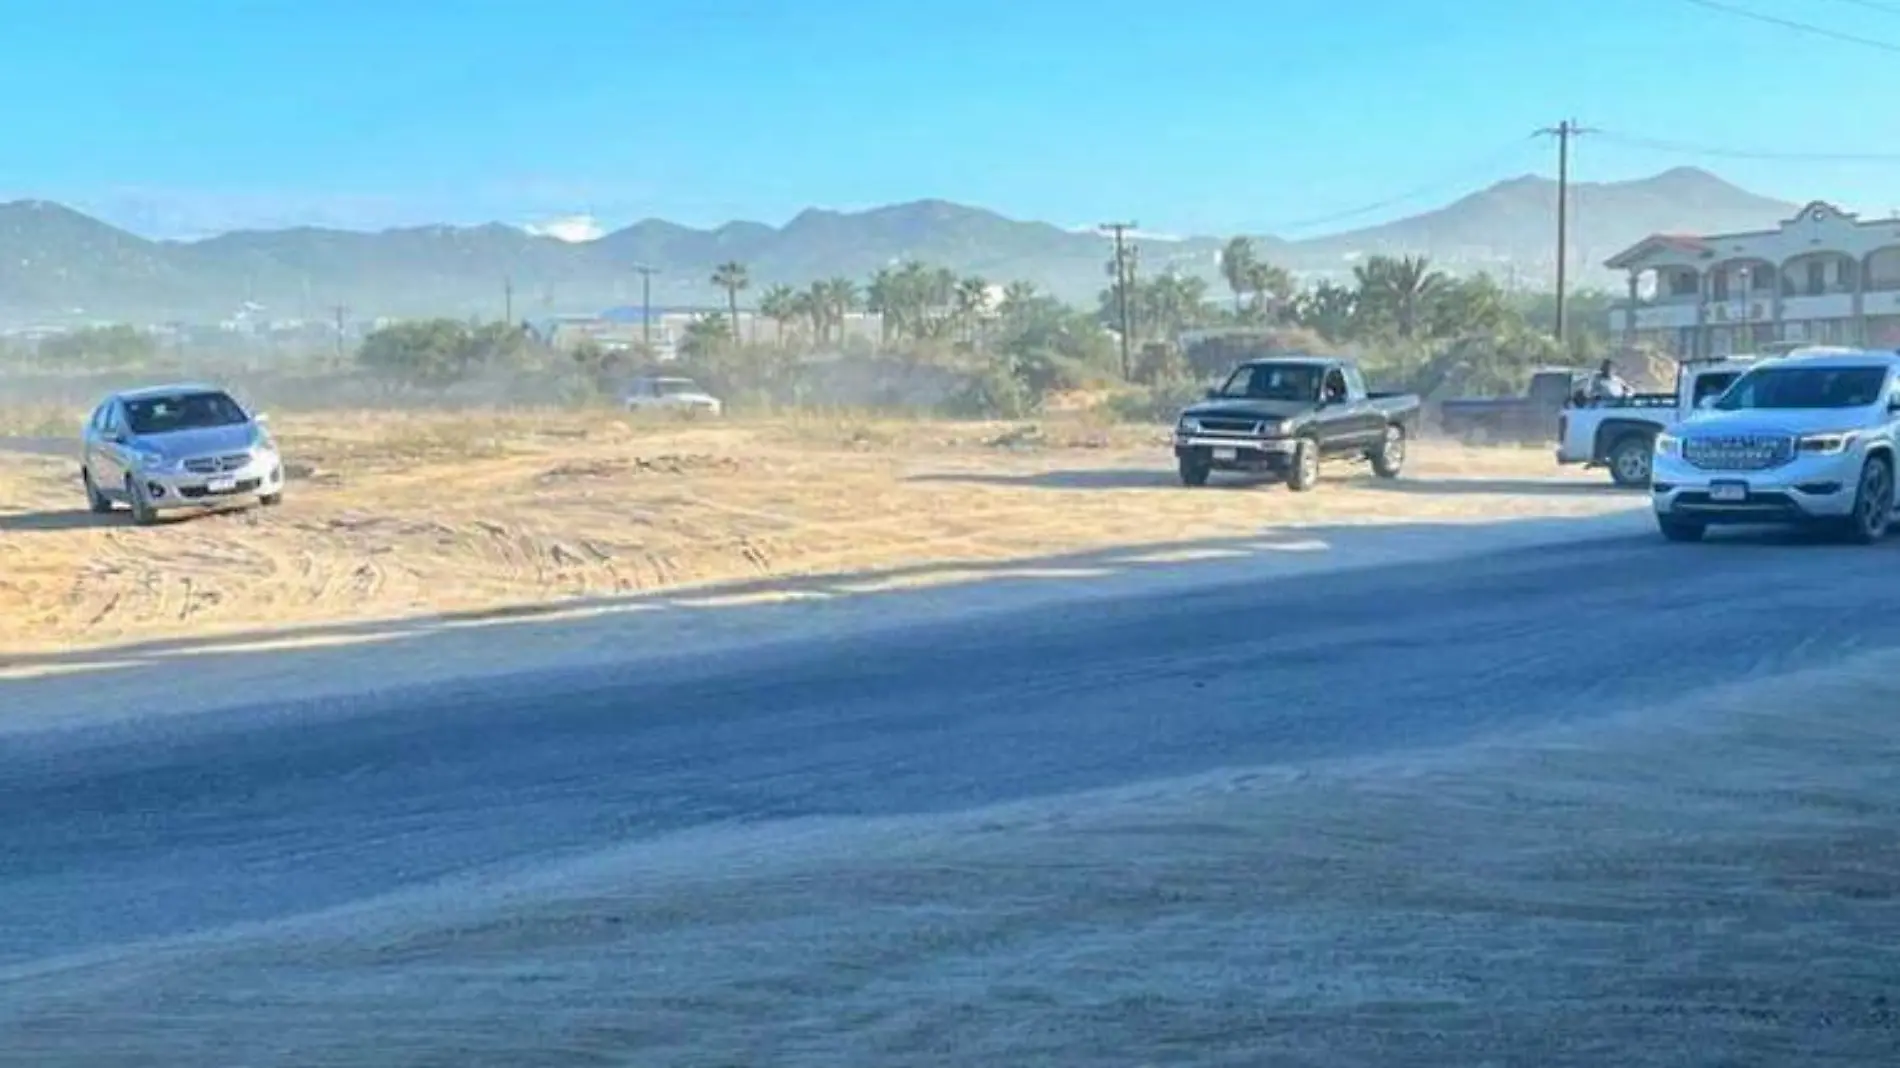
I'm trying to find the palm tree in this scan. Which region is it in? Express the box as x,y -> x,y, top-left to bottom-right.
1243,260 -> 1294,321
820,277 -> 859,347
679,312 -> 733,358
1220,236 -> 1257,315
758,284 -> 798,346
1290,282 -> 1359,341
1352,254 -> 1444,338
710,261 -> 749,342
955,275 -> 991,343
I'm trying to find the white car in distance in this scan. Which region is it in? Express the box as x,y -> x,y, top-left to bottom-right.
1651,349 -> 1900,544
622,375 -> 722,417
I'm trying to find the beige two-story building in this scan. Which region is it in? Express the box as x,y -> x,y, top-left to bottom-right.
1605,201 -> 1900,357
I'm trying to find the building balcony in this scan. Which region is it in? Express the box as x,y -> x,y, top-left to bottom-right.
1864,289 -> 1900,317
1779,293 -> 1856,320
1609,296 -> 1699,333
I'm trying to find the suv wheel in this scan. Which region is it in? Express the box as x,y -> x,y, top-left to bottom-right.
1842,455 -> 1894,545
1178,457 -> 1211,487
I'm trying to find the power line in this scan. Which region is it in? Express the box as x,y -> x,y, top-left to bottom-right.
1594,129 -> 1900,163
1676,0 -> 1900,53
1819,0 -> 1900,17
1256,136 -> 1544,234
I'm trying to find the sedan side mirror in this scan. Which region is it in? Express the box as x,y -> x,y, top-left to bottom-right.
254,412 -> 271,424
1888,396 -> 1900,413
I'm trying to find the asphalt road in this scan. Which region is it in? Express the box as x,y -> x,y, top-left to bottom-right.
4,525 -> 1899,1059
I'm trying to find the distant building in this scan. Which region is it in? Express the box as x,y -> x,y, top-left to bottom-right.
1605,201 -> 1900,358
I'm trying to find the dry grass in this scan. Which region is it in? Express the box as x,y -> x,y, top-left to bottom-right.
0,407 -> 1636,655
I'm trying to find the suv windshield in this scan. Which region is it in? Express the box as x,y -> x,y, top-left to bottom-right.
1217,363 -> 1323,401
123,391 -> 249,435
656,379 -> 700,395
1713,365 -> 1887,411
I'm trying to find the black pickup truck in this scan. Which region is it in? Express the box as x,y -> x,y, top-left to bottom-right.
1171,355 -> 1423,490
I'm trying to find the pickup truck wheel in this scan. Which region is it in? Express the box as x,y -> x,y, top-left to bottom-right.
1286,438 -> 1321,492
1607,434 -> 1654,488
1840,455 -> 1894,545
1371,424 -> 1406,478
1657,516 -> 1705,543
1178,457 -> 1211,487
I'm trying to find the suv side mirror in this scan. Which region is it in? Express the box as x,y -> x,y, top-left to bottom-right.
1888,395 -> 1900,413
1203,388 -> 1219,400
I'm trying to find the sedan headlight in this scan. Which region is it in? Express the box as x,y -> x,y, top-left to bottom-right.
1797,431 -> 1858,454
130,448 -> 173,471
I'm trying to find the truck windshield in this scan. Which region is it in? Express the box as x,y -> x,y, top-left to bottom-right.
1217,363 -> 1323,401
123,391 -> 250,434
1712,365 -> 1886,410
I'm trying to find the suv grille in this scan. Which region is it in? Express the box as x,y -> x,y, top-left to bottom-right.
1682,434 -> 1793,471
183,452 -> 251,474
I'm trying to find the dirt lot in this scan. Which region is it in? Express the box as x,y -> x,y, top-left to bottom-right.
0,409 -> 1637,655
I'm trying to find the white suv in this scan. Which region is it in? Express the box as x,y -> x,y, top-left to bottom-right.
1652,349 -> 1900,544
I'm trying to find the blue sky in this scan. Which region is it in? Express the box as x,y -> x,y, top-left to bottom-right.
4,0 -> 1900,239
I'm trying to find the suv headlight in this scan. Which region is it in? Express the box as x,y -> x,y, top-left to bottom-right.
1797,431 -> 1858,455
1655,433 -> 1680,455
1177,417 -> 1201,433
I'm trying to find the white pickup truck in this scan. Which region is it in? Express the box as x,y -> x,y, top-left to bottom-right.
1555,356 -> 1760,486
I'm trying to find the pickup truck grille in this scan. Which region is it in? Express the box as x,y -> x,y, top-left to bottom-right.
182,453 -> 251,474
1196,418 -> 1265,435
1682,434 -> 1793,471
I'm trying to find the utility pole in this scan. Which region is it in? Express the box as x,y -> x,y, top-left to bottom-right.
1537,119 -> 1593,345
633,264 -> 659,352
331,304 -> 348,362
1100,221 -> 1136,379
504,276 -> 514,325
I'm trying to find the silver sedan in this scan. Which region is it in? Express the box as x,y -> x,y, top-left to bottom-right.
80,383 -> 287,524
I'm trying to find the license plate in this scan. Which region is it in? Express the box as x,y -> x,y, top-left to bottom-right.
1212,447 -> 1237,462
1709,481 -> 1748,503
205,476 -> 238,493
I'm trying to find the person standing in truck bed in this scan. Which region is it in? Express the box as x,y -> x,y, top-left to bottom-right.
1589,359 -> 1633,402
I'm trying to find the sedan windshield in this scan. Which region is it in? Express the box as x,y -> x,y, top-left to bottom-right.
123,391 -> 250,434
1218,363 -> 1322,401
1713,366 -> 1886,410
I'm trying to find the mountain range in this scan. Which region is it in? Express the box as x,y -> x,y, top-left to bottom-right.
0,167 -> 1799,327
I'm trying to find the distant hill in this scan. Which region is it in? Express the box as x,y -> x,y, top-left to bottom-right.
0,168 -> 1800,326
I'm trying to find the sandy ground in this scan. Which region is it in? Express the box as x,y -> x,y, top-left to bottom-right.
7,645 -> 1897,1067
0,408 -> 1640,656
